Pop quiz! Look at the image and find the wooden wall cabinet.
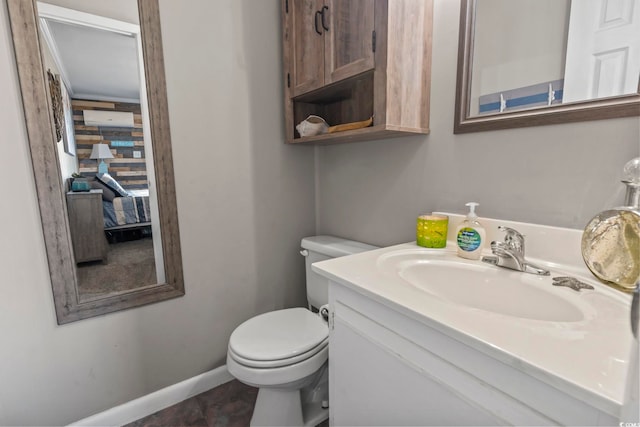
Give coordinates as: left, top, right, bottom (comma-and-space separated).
288, 0, 375, 97
282, 0, 433, 144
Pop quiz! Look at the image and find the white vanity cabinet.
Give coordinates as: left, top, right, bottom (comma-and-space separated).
328, 283, 619, 426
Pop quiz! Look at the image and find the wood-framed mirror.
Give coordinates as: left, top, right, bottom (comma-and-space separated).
7, 0, 184, 324
454, 0, 640, 134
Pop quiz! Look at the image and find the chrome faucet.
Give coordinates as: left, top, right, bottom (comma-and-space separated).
482, 226, 550, 275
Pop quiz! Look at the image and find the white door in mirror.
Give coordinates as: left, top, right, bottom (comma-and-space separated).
564, 0, 640, 102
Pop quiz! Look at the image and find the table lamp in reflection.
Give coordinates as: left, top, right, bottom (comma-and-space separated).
90, 143, 113, 174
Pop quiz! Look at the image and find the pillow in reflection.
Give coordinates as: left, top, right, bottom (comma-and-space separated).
90, 178, 117, 202
96, 173, 129, 197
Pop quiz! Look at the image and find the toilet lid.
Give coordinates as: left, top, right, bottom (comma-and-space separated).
229, 308, 328, 362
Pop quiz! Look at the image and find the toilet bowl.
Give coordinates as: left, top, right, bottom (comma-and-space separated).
226, 236, 378, 427
227, 308, 330, 426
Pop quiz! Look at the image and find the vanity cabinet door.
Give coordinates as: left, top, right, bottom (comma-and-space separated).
323, 0, 376, 85
329, 301, 502, 426
288, 0, 326, 97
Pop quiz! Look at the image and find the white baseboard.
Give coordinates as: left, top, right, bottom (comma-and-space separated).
69, 365, 234, 427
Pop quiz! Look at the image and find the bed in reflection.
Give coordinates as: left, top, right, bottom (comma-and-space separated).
86, 172, 152, 233
103, 188, 151, 231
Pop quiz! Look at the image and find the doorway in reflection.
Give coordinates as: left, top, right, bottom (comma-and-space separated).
470, 0, 640, 116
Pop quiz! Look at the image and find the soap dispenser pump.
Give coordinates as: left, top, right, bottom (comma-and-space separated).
456, 202, 486, 260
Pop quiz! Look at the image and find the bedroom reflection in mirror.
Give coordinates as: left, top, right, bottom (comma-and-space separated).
38, 2, 164, 302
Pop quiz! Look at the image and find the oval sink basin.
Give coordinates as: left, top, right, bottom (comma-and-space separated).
378, 251, 586, 322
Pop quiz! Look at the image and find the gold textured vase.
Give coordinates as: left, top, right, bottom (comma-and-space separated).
582, 158, 640, 292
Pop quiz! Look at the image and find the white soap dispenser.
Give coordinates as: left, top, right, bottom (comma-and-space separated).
456, 202, 486, 260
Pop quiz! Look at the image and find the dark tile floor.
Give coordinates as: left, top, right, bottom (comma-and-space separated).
124, 380, 258, 427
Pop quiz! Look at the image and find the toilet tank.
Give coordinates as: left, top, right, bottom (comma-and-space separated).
300, 236, 378, 310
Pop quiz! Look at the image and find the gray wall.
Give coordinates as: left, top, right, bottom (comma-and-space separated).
0, 0, 314, 425
316, 0, 640, 247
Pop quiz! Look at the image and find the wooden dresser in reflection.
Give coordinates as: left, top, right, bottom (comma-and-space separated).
66, 190, 107, 263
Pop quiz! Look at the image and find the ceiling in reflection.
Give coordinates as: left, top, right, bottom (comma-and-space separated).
45, 20, 140, 101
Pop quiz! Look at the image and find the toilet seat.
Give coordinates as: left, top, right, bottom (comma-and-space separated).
227, 308, 329, 387
227, 343, 329, 388
228, 308, 328, 363
228, 338, 328, 369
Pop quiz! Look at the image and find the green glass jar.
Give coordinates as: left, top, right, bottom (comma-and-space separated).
416, 214, 448, 248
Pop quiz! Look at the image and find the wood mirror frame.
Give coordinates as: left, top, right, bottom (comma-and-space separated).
7, 0, 184, 324
454, 0, 640, 134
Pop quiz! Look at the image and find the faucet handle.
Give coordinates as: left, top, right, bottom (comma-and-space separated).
498, 226, 525, 253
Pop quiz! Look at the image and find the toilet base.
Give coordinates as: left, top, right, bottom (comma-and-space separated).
248, 363, 329, 427
250, 388, 329, 427
251, 388, 303, 426
301, 398, 329, 427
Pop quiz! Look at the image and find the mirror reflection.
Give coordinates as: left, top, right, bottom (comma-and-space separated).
8, 0, 183, 323
38, 1, 164, 302
469, 0, 640, 117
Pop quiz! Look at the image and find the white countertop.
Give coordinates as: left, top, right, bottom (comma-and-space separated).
312, 215, 634, 417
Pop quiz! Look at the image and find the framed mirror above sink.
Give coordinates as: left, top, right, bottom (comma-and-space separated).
454, 0, 640, 134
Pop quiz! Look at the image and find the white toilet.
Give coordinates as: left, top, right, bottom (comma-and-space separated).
226, 236, 377, 427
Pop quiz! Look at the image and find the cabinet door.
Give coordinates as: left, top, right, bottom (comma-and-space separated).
323, 0, 376, 85
289, 0, 326, 96
330, 308, 502, 426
